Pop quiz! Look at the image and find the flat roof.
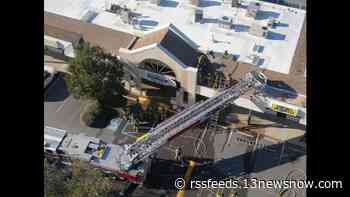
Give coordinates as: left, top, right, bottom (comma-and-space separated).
45, 0, 305, 74
223, 18, 306, 96
44, 11, 136, 55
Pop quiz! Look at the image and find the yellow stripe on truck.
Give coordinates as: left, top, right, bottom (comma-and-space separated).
136, 133, 149, 142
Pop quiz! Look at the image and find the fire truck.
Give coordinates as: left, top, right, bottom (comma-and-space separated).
44, 71, 267, 184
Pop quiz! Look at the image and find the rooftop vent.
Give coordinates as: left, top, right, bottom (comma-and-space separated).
72, 143, 79, 149
218, 16, 233, 29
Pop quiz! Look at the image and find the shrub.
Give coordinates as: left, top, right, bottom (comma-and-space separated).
81, 101, 102, 127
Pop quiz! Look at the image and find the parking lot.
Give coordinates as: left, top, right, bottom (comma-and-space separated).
44, 74, 116, 143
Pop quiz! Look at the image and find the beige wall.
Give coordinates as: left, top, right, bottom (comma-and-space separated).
119, 45, 198, 104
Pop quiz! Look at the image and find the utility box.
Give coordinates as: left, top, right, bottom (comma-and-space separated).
249, 23, 268, 38
246, 2, 260, 18
194, 9, 203, 23
218, 16, 233, 29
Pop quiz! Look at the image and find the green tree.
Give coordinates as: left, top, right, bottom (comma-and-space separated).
65, 42, 126, 104
44, 159, 67, 197
64, 161, 113, 197
44, 159, 114, 197
81, 100, 103, 127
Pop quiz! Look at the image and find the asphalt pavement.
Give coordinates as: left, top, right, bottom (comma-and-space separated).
44, 74, 115, 142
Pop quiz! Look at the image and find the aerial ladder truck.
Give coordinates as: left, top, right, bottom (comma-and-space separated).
44, 70, 267, 184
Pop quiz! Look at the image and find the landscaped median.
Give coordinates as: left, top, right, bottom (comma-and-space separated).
80, 100, 119, 129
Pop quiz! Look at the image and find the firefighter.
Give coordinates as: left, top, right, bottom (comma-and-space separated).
197, 54, 205, 67
223, 50, 229, 59
208, 50, 215, 59
174, 147, 183, 162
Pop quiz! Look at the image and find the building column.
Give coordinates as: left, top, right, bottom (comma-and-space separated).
183, 67, 198, 105
176, 88, 184, 106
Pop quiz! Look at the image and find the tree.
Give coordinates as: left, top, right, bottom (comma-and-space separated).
65, 42, 126, 104
64, 161, 113, 197
44, 159, 67, 197
44, 159, 115, 197
81, 100, 103, 127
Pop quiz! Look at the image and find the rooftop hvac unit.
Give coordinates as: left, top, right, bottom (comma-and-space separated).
246, 2, 260, 18
218, 16, 233, 29
121, 10, 139, 25
253, 44, 264, 53
110, 4, 123, 14
121, 11, 129, 24
252, 55, 260, 65
194, 9, 203, 23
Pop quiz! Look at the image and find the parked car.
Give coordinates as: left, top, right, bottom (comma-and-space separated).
44, 65, 57, 90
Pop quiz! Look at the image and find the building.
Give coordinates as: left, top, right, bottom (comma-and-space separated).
259, 0, 306, 10
44, 0, 306, 125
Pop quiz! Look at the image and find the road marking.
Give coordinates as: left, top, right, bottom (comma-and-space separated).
55, 96, 72, 113
67, 102, 83, 122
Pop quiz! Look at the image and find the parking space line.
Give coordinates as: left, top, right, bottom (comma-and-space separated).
67, 103, 83, 122
55, 96, 72, 113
